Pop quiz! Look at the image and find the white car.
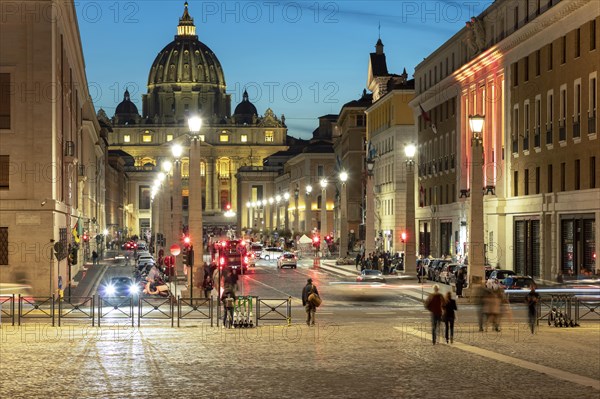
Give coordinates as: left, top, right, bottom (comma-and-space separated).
276, 252, 297, 269
260, 247, 284, 260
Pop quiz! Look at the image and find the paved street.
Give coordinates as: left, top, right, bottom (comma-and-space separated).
1, 254, 599, 398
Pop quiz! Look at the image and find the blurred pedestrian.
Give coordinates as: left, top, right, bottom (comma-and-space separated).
302, 278, 319, 326
425, 284, 445, 345
456, 269, 465, 297
202, 271, 214, 299
473, 284, 487, 332
525, 285, 540, 334
443, 292, 457, 344
92, 250, 98, 266
484, 288, 502, 332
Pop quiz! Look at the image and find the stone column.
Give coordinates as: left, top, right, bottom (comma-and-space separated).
320, 185, 328, 253
365, 177, 375, 255
340, 182, 348, 258
188, 138, 204, 298
467, 137, 485, 288
405, 162, 417, 276
206, 157, 214, 211
161, 175, 172, 258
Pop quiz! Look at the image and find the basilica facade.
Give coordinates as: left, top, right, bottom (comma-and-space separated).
106, 3, 288, 239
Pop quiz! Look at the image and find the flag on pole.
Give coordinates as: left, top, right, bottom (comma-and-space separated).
72, 218, 81, 244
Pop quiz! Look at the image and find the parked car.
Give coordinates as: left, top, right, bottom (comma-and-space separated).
356, 269, 386, 283
261, 247, 284, 260
439, 263, 459, 285
276, 252, 297, 269
486, 269, 517, 290
503, 276, 536, 301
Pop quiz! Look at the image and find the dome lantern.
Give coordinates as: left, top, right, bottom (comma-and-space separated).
177, 2, 196, 38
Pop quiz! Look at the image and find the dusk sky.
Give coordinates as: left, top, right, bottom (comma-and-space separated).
76, 1, 493, 139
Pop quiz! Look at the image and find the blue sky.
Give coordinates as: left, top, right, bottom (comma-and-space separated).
76, 1, 493, 139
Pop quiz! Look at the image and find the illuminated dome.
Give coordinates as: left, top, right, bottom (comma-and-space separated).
143, 2, 229, 122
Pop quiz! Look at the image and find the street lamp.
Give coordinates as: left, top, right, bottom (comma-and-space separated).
294, 185, 300, 234
171, 144, 184, 276
187, 115, 203, 298
467, 114, 485, 291
365, 151, 376, 255
161, 160, 173, 264
305, 184, 313, 232
404, 144, 417, 276
320, 179, 328, 255
339, 171, 349, 258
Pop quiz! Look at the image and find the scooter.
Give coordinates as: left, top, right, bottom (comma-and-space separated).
143, 276, 171, 298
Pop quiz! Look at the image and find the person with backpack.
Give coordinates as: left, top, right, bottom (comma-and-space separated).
202, 271, 214, 299
302, 278, 320, 326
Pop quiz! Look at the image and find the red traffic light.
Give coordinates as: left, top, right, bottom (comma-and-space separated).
401, 232, 407, 242
313, 236, 320, 243
183, 236, 191, 245
226, 203, 231, 210
82, 234, 89, 242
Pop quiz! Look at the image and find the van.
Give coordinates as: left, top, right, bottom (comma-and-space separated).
250, 243, 263, 258
260, 247, 284, 260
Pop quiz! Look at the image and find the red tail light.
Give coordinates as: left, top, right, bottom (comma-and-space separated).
219, 257, 225, 266
243, 256, 249, 264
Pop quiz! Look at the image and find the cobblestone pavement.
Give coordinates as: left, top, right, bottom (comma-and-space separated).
1, 317, 598, 399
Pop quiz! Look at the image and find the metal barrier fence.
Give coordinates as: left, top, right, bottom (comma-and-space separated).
19, 295, 55, 326
256, 297, 292, 326
178, 297, 213, 327
138, 296, 175, 327
97, 296, 135, 327
0, 294, 16, 326
575, 298, 600, 321
58, 297, 95, 327
5, 294, 293, 328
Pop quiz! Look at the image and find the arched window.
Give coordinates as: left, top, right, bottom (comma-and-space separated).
200, 161, 206, 177
218, 158, 230, 178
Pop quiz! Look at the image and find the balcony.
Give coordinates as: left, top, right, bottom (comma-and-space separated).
546, 125, 553, 145
512, 138, 518, 153
522, 134, 529, 151
588, 112, 596, 134
450, 154, 455, 169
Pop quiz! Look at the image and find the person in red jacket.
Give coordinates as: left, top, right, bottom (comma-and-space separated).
425, 284, 445, 345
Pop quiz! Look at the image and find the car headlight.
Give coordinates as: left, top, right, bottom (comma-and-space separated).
128, 284, 139, 295
105, 284, 116, 295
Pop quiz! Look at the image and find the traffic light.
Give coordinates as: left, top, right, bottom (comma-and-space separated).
182, 246, 188, 265
401, 231, 407, 243
312, 235, 320, 248
188, 245, 194, 266
82, 233, 89, 243
70, 246, 78, 265
183, 236, 191, 246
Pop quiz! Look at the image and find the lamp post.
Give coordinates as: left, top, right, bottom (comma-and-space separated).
283, 192, 290, 231
161, 160, 172, 266
294, 185, 300, 234
320, 179, 328, 255
365, 156, 376, 255
268, 197, 274, 232
187, 116, 203, 298
171, 144, 183, 276
339, 171, 349, 258
404, 144, 417, 276
305, 184, 312, 232
275, 195, 281, 230
467, 114, 486, 291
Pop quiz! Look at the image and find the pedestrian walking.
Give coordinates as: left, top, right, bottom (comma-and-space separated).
355, 253, 361, 271
483, 288, 502, 332
525, 285, 540, 334
302, 278, 319, 326
221, 287, 236, 328
443, 292, 457, 344
425, 284, 445, 345
92, 250, 98, 266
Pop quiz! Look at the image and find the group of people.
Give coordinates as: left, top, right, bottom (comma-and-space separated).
355, 251, 403, 275
425, 285, 458, 344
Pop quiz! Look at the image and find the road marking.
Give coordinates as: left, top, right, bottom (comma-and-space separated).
365, 312, 396, 315
396, 326, 600, 390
